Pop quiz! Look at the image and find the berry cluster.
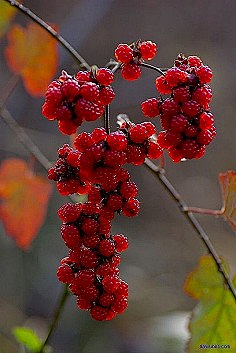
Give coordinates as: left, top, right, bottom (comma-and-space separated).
42, 69, 115, 134
115, 40, 157, 81
141, 54, 216, 161
51, 122, 162, 320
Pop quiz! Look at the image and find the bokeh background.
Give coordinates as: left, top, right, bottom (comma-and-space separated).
1, 0, 236, 352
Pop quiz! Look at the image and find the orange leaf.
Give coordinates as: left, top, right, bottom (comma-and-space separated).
0, 0, 22, 39
219, 170, 236, 230
0, 158, 53, 250
5, 22, 58, 96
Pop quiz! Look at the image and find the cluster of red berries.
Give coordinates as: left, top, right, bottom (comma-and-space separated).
115, 40, 157, 80
52, 122, 162, 320
141, 54, 216, 161
57, 201, 129, 321
42, 69, 115, 134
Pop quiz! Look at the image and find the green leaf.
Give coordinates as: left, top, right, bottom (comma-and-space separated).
12, 326, 42, 352
184, 255, 236, 352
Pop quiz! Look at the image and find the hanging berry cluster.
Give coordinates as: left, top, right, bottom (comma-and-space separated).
43, 40, 215, 320
142, 54, 215, 161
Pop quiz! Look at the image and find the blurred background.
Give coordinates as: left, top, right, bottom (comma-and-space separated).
1, 0, 236, 352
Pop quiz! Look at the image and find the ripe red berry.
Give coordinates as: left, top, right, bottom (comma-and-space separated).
139, 40, 157, 60
199, 112, 214, 130
98, 85, 115, 105
181, 100, 201, 117
141, 98, 160, 118
99, 239, 116, 257
113, 234, 129, 252
90, 305, 109, 321
121, 63, 141, 81
57, 264, 74, 283
102, 275, 121, 293
196, 65, 213, 83
122, 198, 140, 217
169, 114, 188, 133
80, 82, 100, 102
155, 76, 171, 94
129, 124, 148, 143
75, 98, 104, 121
96, 68, 114, 86
115, 43, 133, 63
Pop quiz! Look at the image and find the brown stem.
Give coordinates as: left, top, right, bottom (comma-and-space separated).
183, 206, 224, 216
3, 0, 90, 70
104, 105, 111, 134
38, 285, 69, 353
140, 62, 165, 76
144, 158, 236, 301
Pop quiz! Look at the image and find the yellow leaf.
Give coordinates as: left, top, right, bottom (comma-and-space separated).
0, 158, 53, 249
0, 0, 20, 39
184, 255, 236, 352
5, 22, 58, 96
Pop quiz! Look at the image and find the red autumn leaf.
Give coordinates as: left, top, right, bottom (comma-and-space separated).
219, 170, 236, 230
0, 0, 22, 39
0, 158, 53, 250
5, 22, 58, 96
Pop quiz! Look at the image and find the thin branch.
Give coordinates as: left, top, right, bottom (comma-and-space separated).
0, 107, 52, 171
143, 158, 236, 301
140, 62, 165, 76
183, 206, 224, 216
3, 0, 91, 70
104, 105, 111, 134
38, 285, 69, 353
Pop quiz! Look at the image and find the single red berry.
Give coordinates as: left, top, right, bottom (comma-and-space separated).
173, 86, 191, 103
58, 119, 78, 135
192, 85, 212, 106
164, 67, 188, 87
196, 65, 213, 83
77, 296, 92, 310
107, 131, 128, 151
113, 234, 129, 252
106, 193, 123, 211
197, 129, 215, 145
96, 68, 114, 86
81, 218, 99, 235
169, 114, 188, 133
61, 224, 81, 249
122, 198, 140, 217
187, 55, 202, 67
181, 100, 201, 117
184, 125, 198, 138
90, 305, 109, 321
80, 82, 100, 102
165, 131, 182, 146
129, 124, 148, 143
157, 131, 172, 149
139, 40, 157, 60
98, 85, 115, 105
99, 239, 115, 257
121, 63, 141, 81
76, 70, 91, 83
126, 145, 146, 165
115, 44, 133, 63
74, 269, 95, 288
112, 296, 128, 314
57, 264, 74, 283
199, 112, 214, 130
141, 98, 160, 118
120, 181, 138, 199
91, 127, 107, 143
83, 234, 100, 249
140, 121, 156, 136
102, 275, 121, 293
99, 292, 115, 307
75, 98, 104, 121
168, 147, 183, 163
147, 142, 163, 159
61, 79, 80, 100
160, 98, 179, 117
58, 203, 82, 222
179, 139, 201, 159
155, 76, 171, 94
80, 248, 99, 268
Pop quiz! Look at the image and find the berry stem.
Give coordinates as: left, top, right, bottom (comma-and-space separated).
140, 62, 166, 76
38, 285, 70, 353
183, 206, 224, 216
104, 105, 111, 134
3, 0, 91, 70
144, 158, 236, 301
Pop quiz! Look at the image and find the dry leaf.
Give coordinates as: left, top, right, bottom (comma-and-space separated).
5, 22, 58, 96
0, 158, 52, 249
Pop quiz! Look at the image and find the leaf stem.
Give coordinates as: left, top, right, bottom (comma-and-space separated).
3, 0, 91, 70
144, 158, 236, 301
183, 206, 224, 216
38, 285, 69, 353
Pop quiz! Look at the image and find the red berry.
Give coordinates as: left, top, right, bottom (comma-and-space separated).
58, 203, 82, 222
141, 98, 160, 118
120, 181, 138, 199
147, 142, 163, 159
80, 248, 99, 268
81, 218, 99, 235
98, 85, 115, 105
102, 275, 121, 293
121, 63, 141, 81
199, 112, 214, 130
99, 239, 115, 257
61, 224, 81, 249
75, 98, 104, 121
169, 114, 188, 133
164, 67, 188, 87
196, 65, 213, 83
91, 127, 107, 143
90, 305, 109, 321
129, 124, 148, 143
173, 86, 191, 103
77, 296, 92, 310
99, 292, 115, 307
96, 68, 114, 86
80, 82, 99, 102
139, 40, 157, 60
160, 98, 179, 117
122, 198, 140, 217
155, 76, 171, 94
115, 44, 133, 63
187, 55, 202, 67
181, 100, 201, 117
112, 296, 128, 314
179, 139, 200, 159
113, 234, 129, 252
107, 131, 128, 151
57, 264, 74, 283
197, 129, 215, 145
